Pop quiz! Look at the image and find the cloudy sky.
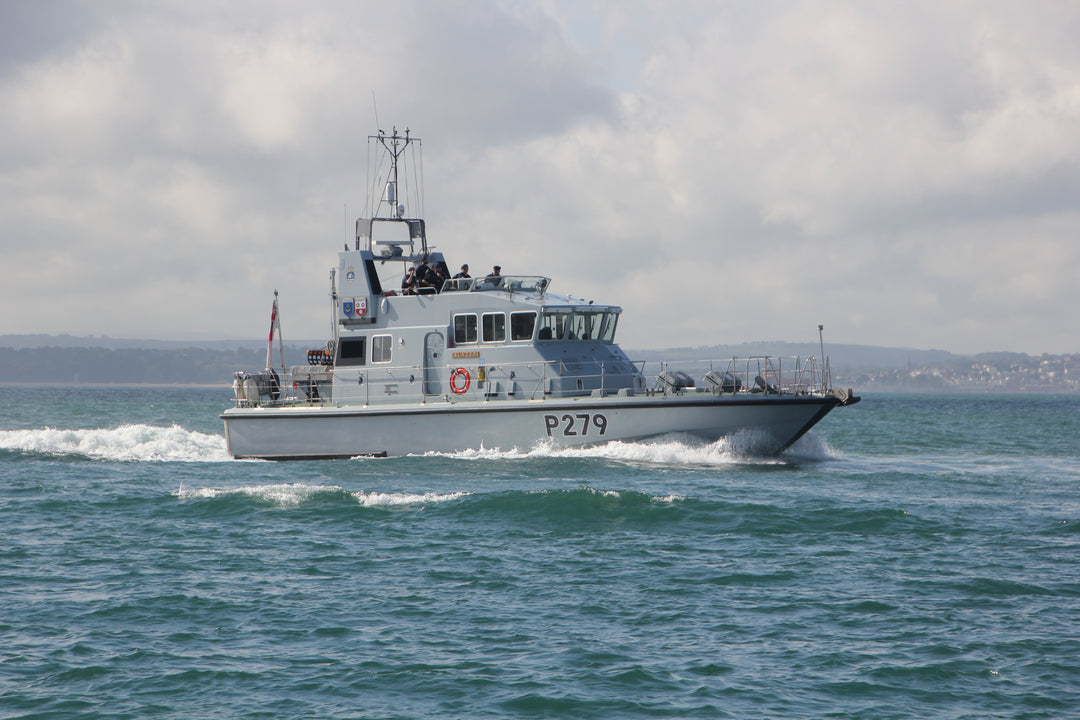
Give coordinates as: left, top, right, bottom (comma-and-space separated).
2, 0, 1078, 354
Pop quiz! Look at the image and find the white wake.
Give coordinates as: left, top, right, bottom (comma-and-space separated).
0, 424, 229, 462
176, 482, 469, 507
421, 431, 838, 467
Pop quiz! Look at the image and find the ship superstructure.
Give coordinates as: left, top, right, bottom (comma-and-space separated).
222, 128, 858, 459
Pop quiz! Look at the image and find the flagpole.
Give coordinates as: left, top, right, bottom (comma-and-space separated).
276, 291, 285, 376
266, 290, 279, 370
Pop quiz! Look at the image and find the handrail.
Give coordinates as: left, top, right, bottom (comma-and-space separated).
440, 275, 550, 294
233, 354, 832, 408
652, 355, 830, 397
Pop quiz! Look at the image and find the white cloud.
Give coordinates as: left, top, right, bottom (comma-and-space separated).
1, 0, 1078, 354
217, 30, 341, 152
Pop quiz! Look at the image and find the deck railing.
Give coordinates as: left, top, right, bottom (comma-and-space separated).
232, 354, 832, 408
439, 275, 550, 294
653, 355, 830, 397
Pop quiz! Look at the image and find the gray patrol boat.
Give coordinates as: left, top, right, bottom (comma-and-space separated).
222, 128, 859, 459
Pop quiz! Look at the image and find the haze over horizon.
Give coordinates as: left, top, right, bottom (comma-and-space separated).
2, 1, 1078, 355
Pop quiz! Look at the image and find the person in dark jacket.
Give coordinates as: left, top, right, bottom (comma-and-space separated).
401, 267, 418, 295
432, 264, 450, 292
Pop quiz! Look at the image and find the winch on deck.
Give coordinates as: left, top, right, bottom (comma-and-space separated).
232, 369, 281, 407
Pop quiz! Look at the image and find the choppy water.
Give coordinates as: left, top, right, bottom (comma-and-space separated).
2, 386, 1079, 719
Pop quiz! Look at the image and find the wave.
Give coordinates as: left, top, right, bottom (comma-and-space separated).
440, 487, 940, 538
419, 431, 839, 467
176, 482, 469, 508
0, 424, 229, 462
440, 486, 692, 530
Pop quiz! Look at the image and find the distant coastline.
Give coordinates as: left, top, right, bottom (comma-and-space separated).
1, 335, 1076, 392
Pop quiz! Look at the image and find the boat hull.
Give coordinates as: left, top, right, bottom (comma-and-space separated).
221, 393, 841, 459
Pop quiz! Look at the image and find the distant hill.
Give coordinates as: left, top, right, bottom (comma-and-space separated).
627, 342, 957, 371
2, 334, 958, 373
0, 336, 325, 384
0, 334, 319, 351
1, 334, 1074, 390
0, 345, 269, 385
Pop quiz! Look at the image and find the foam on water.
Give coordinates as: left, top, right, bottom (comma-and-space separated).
0, 424, 229, 462
1, 422, 839, 468
427, 431, 838, 467
351, 489, 470, 506
569, 485, 685, 504
784, 431, 839, 461
177, 482, 469, 507
545, 435, 763, 466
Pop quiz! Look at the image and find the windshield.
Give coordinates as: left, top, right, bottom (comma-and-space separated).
538, 310, 618, 341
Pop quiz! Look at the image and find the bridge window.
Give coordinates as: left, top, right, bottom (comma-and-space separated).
482, 313, 506, 343
454, 314, 478, 344
598, 312, 619, 342
568, 312, 598, 341
538, 311, 569, 341
371, 334, 392, 363
537, 310, 620, 342
510, 312, 536, 341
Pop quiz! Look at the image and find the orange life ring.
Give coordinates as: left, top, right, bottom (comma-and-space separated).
450, 367, 470, 395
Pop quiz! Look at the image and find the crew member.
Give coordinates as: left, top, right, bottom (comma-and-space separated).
401, 267, 418, 295
432, 263, 450, 292
416, 256, 437, 292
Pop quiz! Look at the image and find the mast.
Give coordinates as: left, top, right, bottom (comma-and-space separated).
356, 126, 428, 261
378, 127, 410, 219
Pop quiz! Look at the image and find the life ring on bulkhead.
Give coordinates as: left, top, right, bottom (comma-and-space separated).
450, 367, 471, 395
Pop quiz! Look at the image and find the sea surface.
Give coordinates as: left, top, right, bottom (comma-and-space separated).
1, 386, 1078, 719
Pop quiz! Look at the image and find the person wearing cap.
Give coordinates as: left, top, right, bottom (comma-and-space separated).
432, 263, 450, 292
483, 265, 503, 288
453, 264, 471, 279
415, 255, 440, 293
401, 266, 418, 295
